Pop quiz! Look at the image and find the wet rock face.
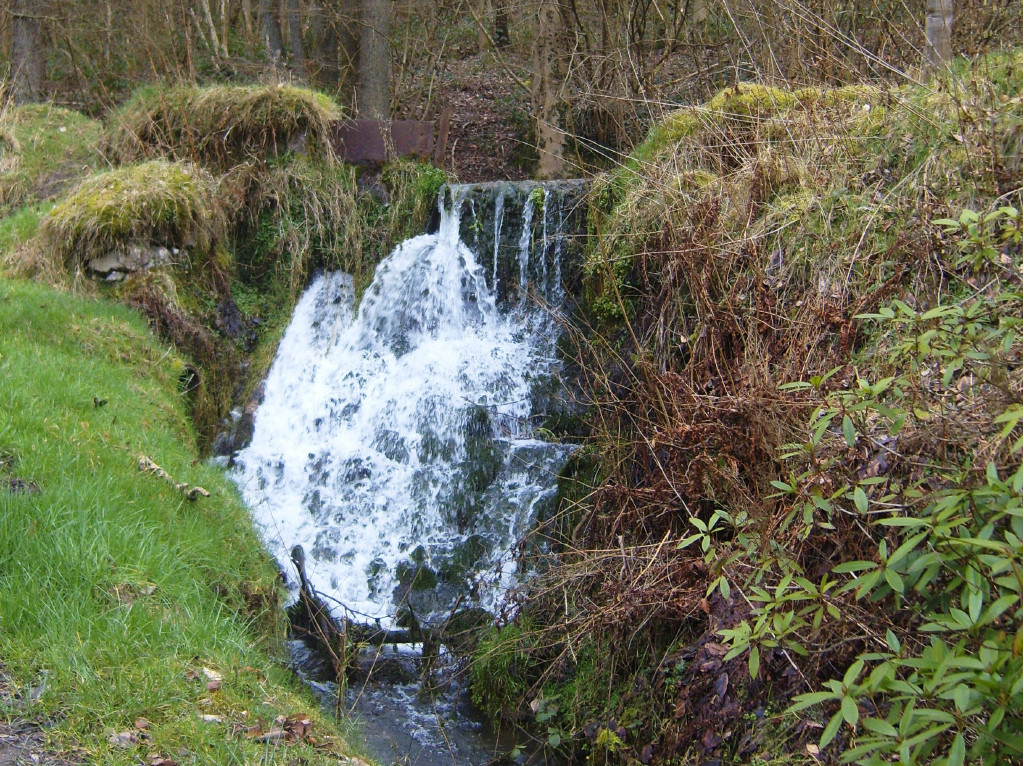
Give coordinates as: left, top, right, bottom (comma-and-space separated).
211, 381, 264, 461
456, 180, 588, 310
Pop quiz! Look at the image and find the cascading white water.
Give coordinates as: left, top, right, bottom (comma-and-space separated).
233, 186, 572, 626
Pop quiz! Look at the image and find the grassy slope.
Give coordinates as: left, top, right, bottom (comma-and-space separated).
0, 278, 365, 764
0, 105, 104, 262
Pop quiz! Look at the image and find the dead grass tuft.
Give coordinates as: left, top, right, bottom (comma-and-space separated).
105, 83, 341, 169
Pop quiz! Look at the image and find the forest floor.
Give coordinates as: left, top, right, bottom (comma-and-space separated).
396, 49, 535, 183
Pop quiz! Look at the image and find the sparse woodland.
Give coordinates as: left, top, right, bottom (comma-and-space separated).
0, 2, 1021, 765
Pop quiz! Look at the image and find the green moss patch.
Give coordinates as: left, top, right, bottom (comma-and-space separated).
106, 84, 342, 168
39, 160, 225, 271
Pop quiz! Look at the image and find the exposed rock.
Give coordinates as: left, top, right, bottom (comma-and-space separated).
215, 296, 243, 339
5, 477, 39, 494
87, 243, 177, 279
211, 381, 264, 460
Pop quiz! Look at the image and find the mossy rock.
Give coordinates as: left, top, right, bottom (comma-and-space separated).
40, 159, 225, 270
106, 83, 342, 168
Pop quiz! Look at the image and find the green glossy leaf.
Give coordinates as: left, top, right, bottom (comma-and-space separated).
948, 733, 965, 766
853, 487, 868, 513
843, 415, 856, 447
885, 629, 901, 652
789, 691, 838, 712
841, 696, 859, 726
861, 717, 898, 737
821, 711, 844, 747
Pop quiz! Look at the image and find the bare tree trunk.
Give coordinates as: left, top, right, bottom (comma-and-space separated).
494, 1, 509, 47
241, 0, 254, 38
284, 0, 307, 78
357, 0, 391, 119
476, 0, 492, 50
924, 0, 953, 71
532, 0, 565, 178
11, 0, 44, 104
259, 0, 285, 65
309, 0, 340, 88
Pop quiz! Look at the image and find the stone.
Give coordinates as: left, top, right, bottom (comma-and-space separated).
87, 243, 175, 279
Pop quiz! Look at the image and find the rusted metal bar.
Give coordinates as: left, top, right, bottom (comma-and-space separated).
332, 113, 451, 166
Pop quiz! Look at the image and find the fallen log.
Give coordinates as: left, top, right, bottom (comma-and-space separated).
286, 545, 491, 684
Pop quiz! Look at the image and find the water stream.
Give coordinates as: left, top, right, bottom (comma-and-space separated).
232, 182, 585, 765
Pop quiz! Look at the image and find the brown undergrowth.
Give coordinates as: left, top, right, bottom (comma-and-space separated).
472, 52, 1022, 765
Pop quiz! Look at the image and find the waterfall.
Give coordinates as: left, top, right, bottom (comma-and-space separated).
233, 184, 580, 627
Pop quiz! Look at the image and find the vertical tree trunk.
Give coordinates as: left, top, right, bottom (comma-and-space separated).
494, 1, 509, 47
259, 0, 285, 65
357, 0, 391, 119
532, 0, 565, 179
309, 0, 340, 88
476, 0, 492, 50
924, 0, 953, 71
241, 0, 255, 38
284, 0, 307, 78
11, 0, 44, 104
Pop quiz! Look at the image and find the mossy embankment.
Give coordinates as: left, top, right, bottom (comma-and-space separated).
0, 82, 448, 765
471, 53, 1022, 764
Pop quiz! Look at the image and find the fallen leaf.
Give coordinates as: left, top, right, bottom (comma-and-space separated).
200, 714, 223, 723
703, 642, 728, 657
713, 672, 729, 699
201, 667, 222, 683
134, 718, 150, 730
202, 667, 222, 691
184, 669, 201, 681
255, 728, 285, 742
149, 757, 179, 766
806, 743, 821, 759
283, 715, 312, 742
108, 730, 139, 749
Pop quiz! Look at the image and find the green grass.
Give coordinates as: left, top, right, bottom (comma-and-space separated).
0, 104, 103, 211
0, 278, 368, 764
0, 202, 52, 256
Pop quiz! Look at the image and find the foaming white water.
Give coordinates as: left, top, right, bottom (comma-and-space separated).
234, 189, 570, 624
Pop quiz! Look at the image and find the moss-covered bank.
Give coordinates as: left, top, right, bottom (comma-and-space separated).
0, 82, 451, 765
2, 84, 448, 452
